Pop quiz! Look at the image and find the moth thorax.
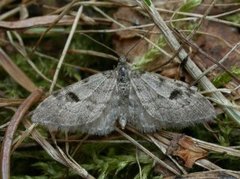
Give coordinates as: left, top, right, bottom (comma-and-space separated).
118, 66, 129, 82
117, 66, 130, 96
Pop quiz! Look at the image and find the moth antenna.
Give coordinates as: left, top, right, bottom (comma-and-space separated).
125, 39, 141, 58
125, 25, 155, 59
81, 33, 119, 58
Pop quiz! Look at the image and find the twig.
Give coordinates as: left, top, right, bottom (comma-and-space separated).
192, 42, 240, 85
32, 0, 78, 52
23, 119, 94, 178
0, 89, 43, 179
49, 6, 83, 93
68, 49, 118, 61
115, 127, 181, 175
6, 31, 58, 87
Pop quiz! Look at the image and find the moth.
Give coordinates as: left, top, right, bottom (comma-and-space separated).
32, 56, 215, 135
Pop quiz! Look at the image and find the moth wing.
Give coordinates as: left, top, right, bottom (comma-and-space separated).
130, 71, 215, 131
128, 82, 165, 133
32, 71, 119, 135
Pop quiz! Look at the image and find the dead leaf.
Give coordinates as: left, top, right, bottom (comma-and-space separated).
195, 21, 240, 71
112, 7, 149, 39
112, 7, 150, 60
0, 15, 78, 29
168, 135, 208, 168
0, 48, 37, 92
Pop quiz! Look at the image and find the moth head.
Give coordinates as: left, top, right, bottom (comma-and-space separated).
119, 56, 127, 63
117, 56, 130, 74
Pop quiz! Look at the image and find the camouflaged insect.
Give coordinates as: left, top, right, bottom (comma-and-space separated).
32, 56, 215, 135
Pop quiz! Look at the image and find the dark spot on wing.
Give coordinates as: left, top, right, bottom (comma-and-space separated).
82, 78, 89, 83
66, 92, 80, 102
52, 91, 60, 97
169, 89, 183, 100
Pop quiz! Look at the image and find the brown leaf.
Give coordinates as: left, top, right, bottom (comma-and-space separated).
168, 135, 208, 168
112, 7, 149, 39
112, 7, 150, 60
195, 21, 240, 71
0, 15, 77, 30
0, 48, 37, 92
